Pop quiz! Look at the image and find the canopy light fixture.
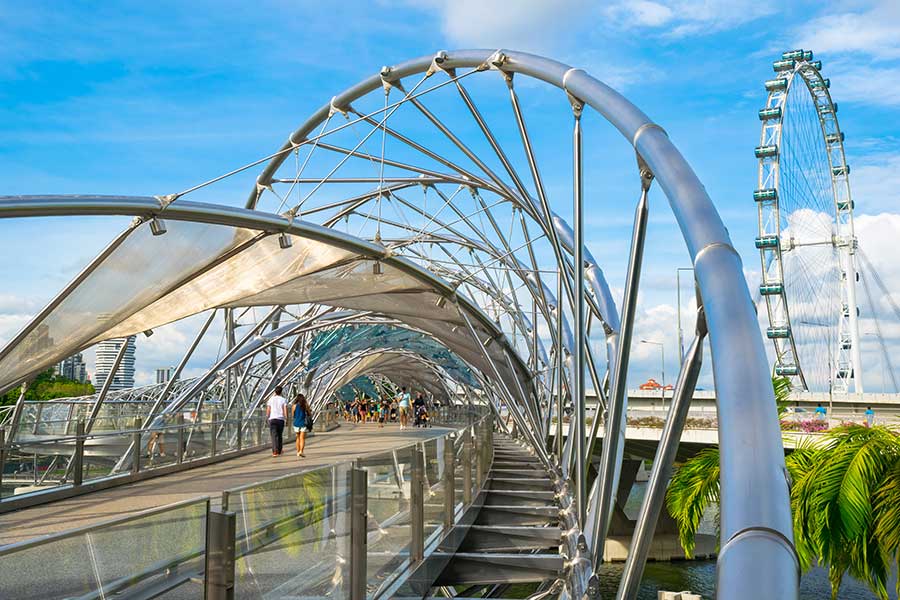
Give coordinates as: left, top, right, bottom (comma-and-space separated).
149, 217, 167, 236
143, 329, 154, 337
482, 336, 494, 348
373, 261, 383, 275
278, 232, 293, 249
435, 295, 447, 308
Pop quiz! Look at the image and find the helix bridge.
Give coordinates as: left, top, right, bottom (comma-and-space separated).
4, 48, 879, 599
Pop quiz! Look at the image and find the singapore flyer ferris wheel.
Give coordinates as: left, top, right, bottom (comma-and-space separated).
755, 49, 863, 394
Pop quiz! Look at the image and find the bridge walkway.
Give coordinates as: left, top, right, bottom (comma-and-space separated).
0, 422, 447, 546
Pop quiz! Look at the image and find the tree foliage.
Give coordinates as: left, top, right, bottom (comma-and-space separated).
666, 377, 900, 599
0, 368, 95, 406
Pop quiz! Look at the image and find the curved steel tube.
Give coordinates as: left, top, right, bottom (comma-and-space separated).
245, 49, 796, 597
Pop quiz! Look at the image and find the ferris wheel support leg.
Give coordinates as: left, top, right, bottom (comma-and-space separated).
845, 246, 864, 393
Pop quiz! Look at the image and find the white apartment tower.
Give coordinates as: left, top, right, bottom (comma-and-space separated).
94, 336, 136, 390
155, 367, 174, 384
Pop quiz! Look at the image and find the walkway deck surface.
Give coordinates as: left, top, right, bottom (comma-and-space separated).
0, 422, 447, 546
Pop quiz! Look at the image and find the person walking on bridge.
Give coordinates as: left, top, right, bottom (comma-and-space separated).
398, 387, 411, 429
266, 385, 289, 456
291, 393, 311, 457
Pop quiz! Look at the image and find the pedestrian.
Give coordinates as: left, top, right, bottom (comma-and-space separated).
266, 385, 289, 456
378, 399, 388, 428
865, 406, 875, 427
413, 392, 425, 427
398, 387, 411, 429
359, 395, 368, 424
291, 393, 311, 457
815, 403, 826, 420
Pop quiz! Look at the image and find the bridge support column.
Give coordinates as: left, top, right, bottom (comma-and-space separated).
350, 467, 367, 600
206, 508, 236, 600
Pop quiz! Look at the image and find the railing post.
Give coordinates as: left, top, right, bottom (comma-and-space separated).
410, 445, 425, 563
236, 410, 243, 451
443, 436, 455, 530
256, 413, 263, 447
73, 419, 85, 486
210, 419, 218, 457
131, 430, 141, 476
177, 413, 185, 465
206, 508, 236, 600
476, 423, 485, 487
0, 429, 5, 498
350, 467, 367, 600
463, 428, 473, 505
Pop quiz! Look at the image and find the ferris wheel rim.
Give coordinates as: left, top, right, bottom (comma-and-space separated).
755, 49, 858, 392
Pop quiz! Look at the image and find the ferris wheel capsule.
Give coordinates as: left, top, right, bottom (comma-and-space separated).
754, 188, 778, 202
773, 59, 795, 72
775, 364, 799, 376
781, 50, 805, 60
767, 326, 792, 339
758, 107, 782, 120
765, 79, 788, 92
760, 282, 784, 295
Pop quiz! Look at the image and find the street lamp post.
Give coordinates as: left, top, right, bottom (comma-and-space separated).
641, 339, 665, 414
676, 267, 694, 367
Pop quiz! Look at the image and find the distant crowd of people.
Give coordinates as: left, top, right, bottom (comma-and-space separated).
343, 387, 434, 430
263, 384, 437, 458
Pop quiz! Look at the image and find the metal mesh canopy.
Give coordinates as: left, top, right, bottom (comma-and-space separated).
335, 376, 379, 401
307, 324, 479, 387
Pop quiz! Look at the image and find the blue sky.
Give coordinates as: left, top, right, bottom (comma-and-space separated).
1, 0, 899, 390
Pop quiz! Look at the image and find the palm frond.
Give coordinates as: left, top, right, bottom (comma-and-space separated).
665, 447, 719, 558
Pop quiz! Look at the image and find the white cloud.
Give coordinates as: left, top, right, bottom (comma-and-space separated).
851, 152, 900, 212
403, 0, 589, 54
787, 1, 900, 108
605, 0, 777, 37
793, 2, 900, 61
825, 61, 900, 108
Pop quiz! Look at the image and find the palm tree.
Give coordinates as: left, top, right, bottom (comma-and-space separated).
665, 376, 791, 558
666, 379, 900, 599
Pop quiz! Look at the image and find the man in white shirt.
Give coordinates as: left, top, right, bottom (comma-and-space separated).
266, 385, 289, 456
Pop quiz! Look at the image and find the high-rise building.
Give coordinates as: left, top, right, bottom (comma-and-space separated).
94, 336, 136, 390
155, 367, 174, 384
55, 353, 88, 383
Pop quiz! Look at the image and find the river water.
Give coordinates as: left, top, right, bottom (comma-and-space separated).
600, 482, 891, 599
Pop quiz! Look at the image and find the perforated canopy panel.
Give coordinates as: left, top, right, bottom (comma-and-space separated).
0, 219, 523, 402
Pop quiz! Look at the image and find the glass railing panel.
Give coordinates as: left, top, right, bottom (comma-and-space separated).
0, 498, 208, 600
225, 462, 352, 599
359, 444, 417, 597
421, 437, 444, 538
